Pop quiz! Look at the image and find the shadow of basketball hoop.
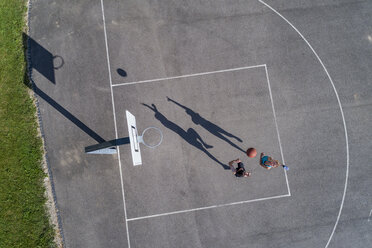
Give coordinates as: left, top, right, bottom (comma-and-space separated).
53, 55, 64, 70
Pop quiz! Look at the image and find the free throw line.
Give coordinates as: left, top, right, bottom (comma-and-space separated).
112, 64, 266, 87
259, 1, 349, 248
127, 194, 290, 222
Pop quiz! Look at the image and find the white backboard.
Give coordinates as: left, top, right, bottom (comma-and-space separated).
126, 110, 142, 166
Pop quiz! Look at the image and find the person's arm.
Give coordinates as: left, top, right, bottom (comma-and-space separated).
228, 161, 234, 167
228, 159, 240, 174
260, 153, 264, 165
229, 158, 241, 166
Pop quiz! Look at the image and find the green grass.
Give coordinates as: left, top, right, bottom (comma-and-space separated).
0, 1, 56, 247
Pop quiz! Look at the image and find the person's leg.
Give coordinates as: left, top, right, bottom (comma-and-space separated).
244, 171, 252, 177
188, 128, 213, 149
273, 159, 280, 168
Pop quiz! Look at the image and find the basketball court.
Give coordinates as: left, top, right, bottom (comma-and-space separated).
116, 64, 290, 219
28, 0, 372, 247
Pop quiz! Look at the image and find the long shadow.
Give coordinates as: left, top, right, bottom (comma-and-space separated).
85, 137, 129, 153
22, 32, 66, 247
167, 97, 245, 153
22, 33, 105, 144
24, 33, 57, 84
142, 103, 230, 170
33, 85, 106, 143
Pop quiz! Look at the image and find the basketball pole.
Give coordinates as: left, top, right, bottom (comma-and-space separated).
85, 137, 130, 154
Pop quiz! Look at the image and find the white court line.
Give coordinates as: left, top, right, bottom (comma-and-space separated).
127, 194, 290, 222
112, 64, 266, 87
368, 209, 372, 222
259, 1, 349, 248
264, 65, 291, 196
100, 1, 131, 247
117, 64, 292, 223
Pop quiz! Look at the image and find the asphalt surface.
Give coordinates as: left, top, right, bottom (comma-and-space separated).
28, 0, 372, 247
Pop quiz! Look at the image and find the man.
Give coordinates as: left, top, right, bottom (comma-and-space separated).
228, 158, 251, 177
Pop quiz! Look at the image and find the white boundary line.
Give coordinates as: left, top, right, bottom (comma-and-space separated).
368, 209, 372, 222
127, 194, 290, 222
112, 64, 266, 87
264, 65, 291, 196
121, 65, 291, 222
259, 1, 349, 248
100, 1, 131, 247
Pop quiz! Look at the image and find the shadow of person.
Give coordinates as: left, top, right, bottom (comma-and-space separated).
167, 97, 245, 153
142, 103, 230, 170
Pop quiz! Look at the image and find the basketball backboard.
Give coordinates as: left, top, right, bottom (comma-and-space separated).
126, 110, 142, 166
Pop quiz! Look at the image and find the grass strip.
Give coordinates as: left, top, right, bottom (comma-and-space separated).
0, 0, 56, 247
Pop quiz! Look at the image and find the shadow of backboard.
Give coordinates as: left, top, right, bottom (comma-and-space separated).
24, 33, 56, 84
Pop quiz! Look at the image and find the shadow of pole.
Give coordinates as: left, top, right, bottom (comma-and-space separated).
33, 85, 106, 143
84, 137, 129, 153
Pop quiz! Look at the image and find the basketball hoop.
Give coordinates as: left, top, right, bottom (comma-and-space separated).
138, 127, 163, 148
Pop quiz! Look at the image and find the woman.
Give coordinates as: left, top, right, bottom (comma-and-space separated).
260, 152, 281, 170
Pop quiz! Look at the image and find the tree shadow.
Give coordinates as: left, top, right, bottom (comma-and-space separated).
53, 55, 64, 70
167, 97, 245, 153
142, 103, 230, 170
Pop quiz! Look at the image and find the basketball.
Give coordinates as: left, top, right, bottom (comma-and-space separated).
246, 148, 257, 158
